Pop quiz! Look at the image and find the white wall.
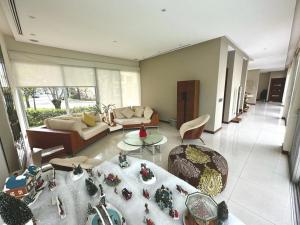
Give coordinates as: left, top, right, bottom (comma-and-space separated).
239, 60, 249, 110
283, 59, 299, 119
283, 55, 300, 152
223, 50, 243, 122
0, 141, 9, 187
140, 37, 225, 132
257, 72, 271, 100
246, 70, 260, 104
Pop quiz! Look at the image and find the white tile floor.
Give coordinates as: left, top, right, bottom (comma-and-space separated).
78, 102, 292, 225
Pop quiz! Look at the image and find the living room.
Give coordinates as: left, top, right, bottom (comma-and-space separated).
1, 1, 300, 225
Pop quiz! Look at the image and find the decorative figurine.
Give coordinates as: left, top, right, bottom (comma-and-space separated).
47, 175, 56, 191
104, 173, 121, 186
122, 188, 132, 200
218, 201, 229, 221
99, 184, 104, 197
114, 187, 118, 194
176, 184, 188, 196
0, 192, 36, 225
145, 203, 149, 214
139, 124, 147, 138
143, 189, 150, 199
85, 178, 98, 196
119, 152, 130, 168
144, 217, 155, 225
71, 164, 84, 181
169, 207, 179, 220
139, 163, 156, 184
57, 196, 66, 219
3, 164, 44, 206
154, 185, 173, 210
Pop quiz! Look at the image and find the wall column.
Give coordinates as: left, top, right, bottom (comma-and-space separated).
283, 56, 300, 152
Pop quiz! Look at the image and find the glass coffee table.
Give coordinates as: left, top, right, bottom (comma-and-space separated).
119, 130, 167, 154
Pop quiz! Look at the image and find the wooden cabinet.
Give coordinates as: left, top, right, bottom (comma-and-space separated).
177, 80, 200, 129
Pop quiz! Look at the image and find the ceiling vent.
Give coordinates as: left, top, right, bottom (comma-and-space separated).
8, 0, 23, 35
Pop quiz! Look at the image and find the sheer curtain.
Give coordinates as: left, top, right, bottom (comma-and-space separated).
96, 69, 122, 107
121, 71, 141, 107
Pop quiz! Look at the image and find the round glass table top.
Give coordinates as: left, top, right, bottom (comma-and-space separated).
123, 130, 163, 146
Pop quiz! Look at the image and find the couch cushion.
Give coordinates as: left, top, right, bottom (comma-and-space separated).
144, 106, 154, 119
82, 112, 96, 127
113, 107, 130, 119
121, 107, 135, 118
81, 122, 109, 140
133, 106, 144, 118
54, 115, 88, 129
114, 117, 151, 125
45, 118, 82, 134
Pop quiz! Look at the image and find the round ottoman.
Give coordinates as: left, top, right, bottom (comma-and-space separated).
168, 145, 228, 196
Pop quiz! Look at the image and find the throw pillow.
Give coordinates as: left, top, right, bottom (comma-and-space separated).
82, 112, 96, 127
133, 106, 144, 117
144, 106, 154, 119
121, 108, 135, 119
113, 108, 126, 119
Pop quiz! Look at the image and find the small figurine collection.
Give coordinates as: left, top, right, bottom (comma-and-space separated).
118, 152, 130, 168
1, 155, 230, 225
139, 163, 156, 184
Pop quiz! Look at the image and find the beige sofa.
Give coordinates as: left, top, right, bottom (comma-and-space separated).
27, 112, 109, 155
112, 106, 159, 129
44, 114, 109, 140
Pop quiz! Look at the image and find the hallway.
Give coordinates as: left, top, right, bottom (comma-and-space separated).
208, 102, 291, 225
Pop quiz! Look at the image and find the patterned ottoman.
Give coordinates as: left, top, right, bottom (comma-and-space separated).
168, 145, 228, 196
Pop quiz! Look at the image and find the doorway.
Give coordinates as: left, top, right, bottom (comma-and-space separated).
268, 77, 286, 102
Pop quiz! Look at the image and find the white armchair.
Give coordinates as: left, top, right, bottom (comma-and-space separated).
179, 114, 210, 144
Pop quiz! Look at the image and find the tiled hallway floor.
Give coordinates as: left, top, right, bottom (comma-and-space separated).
78, 102, 291, 225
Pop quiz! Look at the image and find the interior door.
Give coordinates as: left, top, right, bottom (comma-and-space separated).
268, 78, 286, 102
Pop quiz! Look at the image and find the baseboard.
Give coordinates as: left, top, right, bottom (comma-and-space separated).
282, 117, 287, 126
282, 145, 289, 155
248, 103, 256, 105
204, 127, 222, 134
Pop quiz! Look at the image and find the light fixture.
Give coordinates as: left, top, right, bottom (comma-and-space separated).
29, 15, 36, 19
30, 33, 36, 36
29, 39, 39, 43
112, 40, 117, 43
161, 8, 166, 12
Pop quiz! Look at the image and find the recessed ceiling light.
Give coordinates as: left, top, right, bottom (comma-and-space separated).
112, 40, 117, 43
161, 8, 166, 12
29, 39, 39, 43
30, 33, 36, 36
29, 15, 36, 19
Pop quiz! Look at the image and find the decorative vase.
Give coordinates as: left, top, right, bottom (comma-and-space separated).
139, 124, 147, 138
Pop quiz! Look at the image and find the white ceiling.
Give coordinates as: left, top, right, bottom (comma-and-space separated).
0, 0, 296, 70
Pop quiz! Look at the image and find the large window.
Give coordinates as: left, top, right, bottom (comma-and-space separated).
13, 62, 140, 127
67, 87, 96, 113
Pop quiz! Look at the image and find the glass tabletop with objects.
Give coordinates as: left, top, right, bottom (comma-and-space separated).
123, 130, 163, 146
